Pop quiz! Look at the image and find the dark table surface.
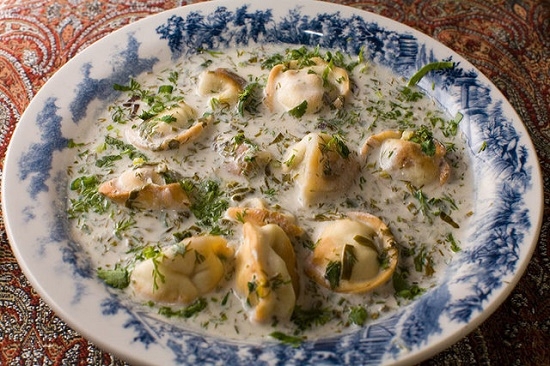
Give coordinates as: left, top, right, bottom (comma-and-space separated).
1, 0, 549, 365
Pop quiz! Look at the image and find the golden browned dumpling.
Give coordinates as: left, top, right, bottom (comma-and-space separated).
225, 198, 303, 238
130, 235, 234, 304
264, 57, 350, 115
234, 222, 299, 324
283, 132, 360, 205
126, 102, 212, 151
306, 211, 398, 294
98, 164, 189, 210
361, 129, 450, 186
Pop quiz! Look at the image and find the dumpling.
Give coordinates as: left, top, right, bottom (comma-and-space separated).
213, 132, 272, 177
282, 132, 360, 205
225, 198, 303, 237
130, 235, 234, 304
264, 57, 350, 115
234, 222, 299, 324
361, 129, 450, 186
98, 164, 190, 210
197, 68, 246, 106
126, 101, 211, 151
306, 211, 398, 294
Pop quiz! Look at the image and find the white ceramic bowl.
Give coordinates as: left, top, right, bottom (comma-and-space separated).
2, 1, 543, 365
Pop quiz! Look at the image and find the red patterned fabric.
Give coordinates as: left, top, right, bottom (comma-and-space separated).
1, 0, 548, 364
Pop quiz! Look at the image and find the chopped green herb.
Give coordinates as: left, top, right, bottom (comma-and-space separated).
68, 175, 109, 217
113, 78, 141, 92
407, 61, 455, 87
354, 235, 377, 252
269, 331, 303, 347
398, 86, 424, 102
393, 270, 426, 300
114, 217, 136, 239
158, 84, 174, 94
413, 246, 435, 276
158, 297, 208, 318
137, 246, 165, 291
439, 211, 459, 228
67, 139, 85, 148
237, 82, 260, 116
446, 233, 462, 252
291, 303, 333, 331
341, 244, 357, 281
348, 305, 368, 326
104, 135, 148, 161
324, 260, 342, 289
478, 141, 487, 152
409, 125, 436, 156
97, 265, 130, 289
182, 179, 229, 233
321, 133, 351, 159
95, 154, 123, 168
288, 100, 308, 118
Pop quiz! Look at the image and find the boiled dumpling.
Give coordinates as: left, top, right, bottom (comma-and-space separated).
307, 211, 398, 294
234, 222, 299, 324
225, 198, 303, 237
126, 101, 211, 151
98, 164, 190, 210
130, 235, 234, 304
213, 132, 272, 177
282, 132, 360, 205
361, 129, 450, 186
264, 57, 350, 115
197, 68, 246, 106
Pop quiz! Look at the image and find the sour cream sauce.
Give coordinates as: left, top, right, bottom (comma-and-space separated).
68, 45, 473, 342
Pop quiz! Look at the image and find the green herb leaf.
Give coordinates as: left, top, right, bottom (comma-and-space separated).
392, 270, 426, 300
158, 297, 208, 318
354, 234, 377, 252
183, 179, 229, 234
291, 304, 333, 331
68, 175, 109, 217
158, 84, 174, 94
97, 265, 130, 289
409, 125, 436, 156
348, 305, 368, 326
407, 61, 455, 87
439, 211, 459, 228
95, 154, 123, 168
446, 233, 462, 252
478, 141, 487, 152
288, 100, 308, 118
105, 135, 149, 161
237, 82, 260, 116
269, 331, 303, 347
113, 78, 141, 92
324, 260, 341, 289
341, 244, 357, 281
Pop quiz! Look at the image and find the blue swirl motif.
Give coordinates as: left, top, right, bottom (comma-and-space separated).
152, 5, 534, 364
15, 35, 161, 306
18, 97, 68, 199
15, 97, 94, 303
156, 5, 422, 73
101, 296, 157, 348
70, 34, 159, 123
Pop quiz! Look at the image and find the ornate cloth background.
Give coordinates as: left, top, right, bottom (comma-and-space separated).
0, 0, 548, 365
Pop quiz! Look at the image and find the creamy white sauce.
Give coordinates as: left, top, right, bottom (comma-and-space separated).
67, 45, 473, 342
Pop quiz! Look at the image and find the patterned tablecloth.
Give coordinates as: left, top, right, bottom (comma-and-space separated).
0, 0, 548, 365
